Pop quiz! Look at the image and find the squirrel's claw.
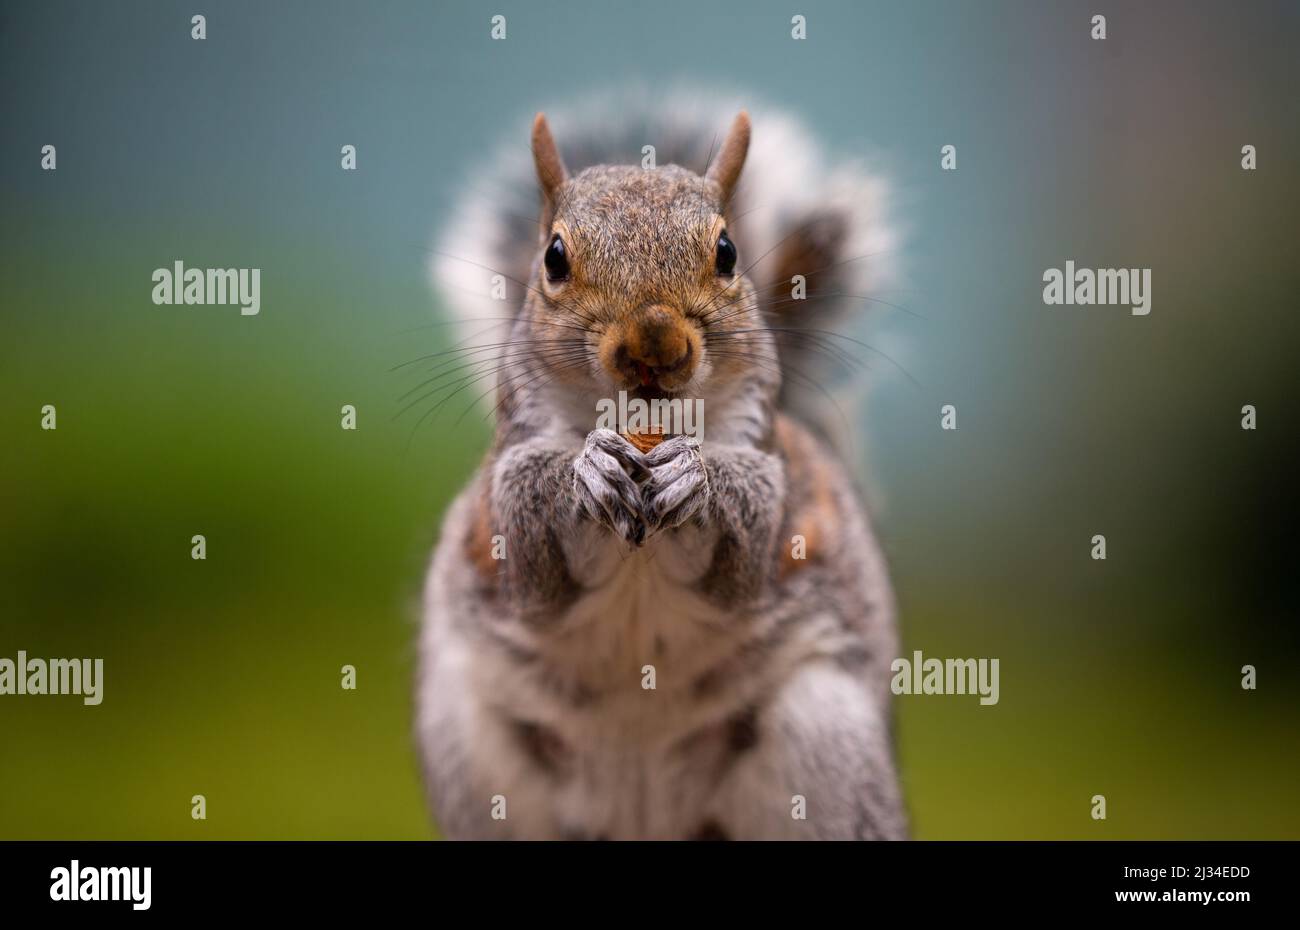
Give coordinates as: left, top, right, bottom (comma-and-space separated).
642, 436, 709, 535
573, 429, 650, 546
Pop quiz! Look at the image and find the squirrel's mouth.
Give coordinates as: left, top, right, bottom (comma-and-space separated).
630, 382, 676, 402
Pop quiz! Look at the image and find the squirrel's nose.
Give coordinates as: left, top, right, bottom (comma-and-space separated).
602, 306, 698, 388
619, 341, 692, 385
619, 316, 692, 383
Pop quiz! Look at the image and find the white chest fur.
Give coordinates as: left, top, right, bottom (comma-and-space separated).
546, 523, 737, 705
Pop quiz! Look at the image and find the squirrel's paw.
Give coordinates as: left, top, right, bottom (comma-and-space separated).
642, 436, 709, 535
572, 429, 650, 546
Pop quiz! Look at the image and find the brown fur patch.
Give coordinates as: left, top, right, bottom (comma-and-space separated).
775, 414, 841, 578
464, 483, 500, 584
768, 212, 849, 305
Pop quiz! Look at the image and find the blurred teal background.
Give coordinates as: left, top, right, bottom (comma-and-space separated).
1, 0, 1297, 838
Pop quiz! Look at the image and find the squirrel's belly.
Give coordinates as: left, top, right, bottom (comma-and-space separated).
554, 529, 738, 697
546, 554, 747, 839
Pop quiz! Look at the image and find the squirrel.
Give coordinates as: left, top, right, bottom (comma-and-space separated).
415, 91, 906, 840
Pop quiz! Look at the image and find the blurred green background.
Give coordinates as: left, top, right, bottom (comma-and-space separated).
1, 0, 1296, 838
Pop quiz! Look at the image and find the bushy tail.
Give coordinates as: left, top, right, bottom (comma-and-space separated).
432, 87, 896, 429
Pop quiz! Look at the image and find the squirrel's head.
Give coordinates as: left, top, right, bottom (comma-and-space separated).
524, 111, 763, 401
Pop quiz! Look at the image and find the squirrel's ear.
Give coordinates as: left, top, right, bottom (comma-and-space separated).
706, 110, 751, 203
531, 112, 568, 220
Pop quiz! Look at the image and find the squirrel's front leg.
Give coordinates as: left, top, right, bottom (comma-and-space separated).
642, 436, 709, 534
490, 429, 650, 605
643, 436, 785, 598
571, 428, 650, 545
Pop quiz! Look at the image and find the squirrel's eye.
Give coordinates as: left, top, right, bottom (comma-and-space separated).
715, 230, 737, 277
544, 234, 570, 282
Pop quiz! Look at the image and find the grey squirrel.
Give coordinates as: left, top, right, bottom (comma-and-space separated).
416, 92, 906, 839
